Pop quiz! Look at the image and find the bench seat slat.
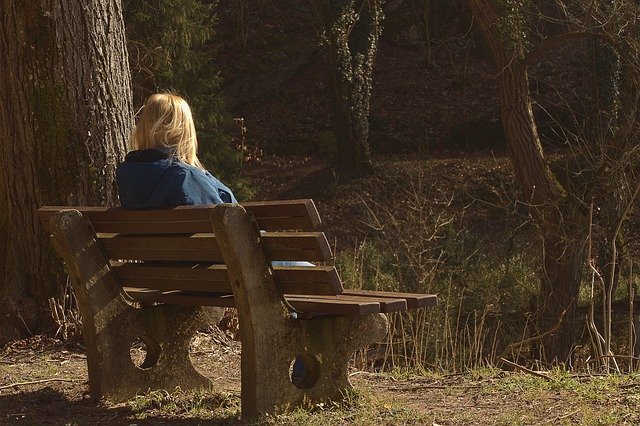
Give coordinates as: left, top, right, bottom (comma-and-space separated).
106, 248, 224, 262
284, 296, 381, 315
105, 248, 323, 262
99, 232, 332, 262
341, 289, 437, 309
121, 277, 230, 293
85, 219, 316, 234
38, 199, 321, 232
286, 293, 407, 313
114, 264, 343, 295
124, 288, 381, 316
125, 288, 236, 308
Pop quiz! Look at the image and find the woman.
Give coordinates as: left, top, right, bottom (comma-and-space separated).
117, 93, 307, 386
116, 93, 236, 208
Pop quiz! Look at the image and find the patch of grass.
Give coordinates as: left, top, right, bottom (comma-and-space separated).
129, 388, 239, 420
127, 386, 430, 425
264, 388, 429, 425
466, 366, 502, 381
333, 172, 540, 371
0, 356, 72, 382
485, 370, 640, 424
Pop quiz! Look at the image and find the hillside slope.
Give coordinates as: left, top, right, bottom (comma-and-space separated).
214, 1, 503, 155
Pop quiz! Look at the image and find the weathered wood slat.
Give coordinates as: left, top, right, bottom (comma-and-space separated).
285, 295, 381, 315
341, 289, 437, 309
124, 288, 381, 316
287, 293, 407, 313
82, 219, 316, 234
100, 232, 332, 262
120, 277, 230, 293
38, 199, 321, 232
114, 264, 343, 295
124, 288, 236, 307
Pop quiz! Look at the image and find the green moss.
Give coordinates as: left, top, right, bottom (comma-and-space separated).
493, 0, 532, 58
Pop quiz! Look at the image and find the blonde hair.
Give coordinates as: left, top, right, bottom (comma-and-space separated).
131, 93, 204, 169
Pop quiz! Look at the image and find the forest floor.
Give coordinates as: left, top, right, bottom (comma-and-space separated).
2, 334, 640, 425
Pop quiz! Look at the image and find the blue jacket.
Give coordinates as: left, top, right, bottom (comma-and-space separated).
116, 148, 237, 208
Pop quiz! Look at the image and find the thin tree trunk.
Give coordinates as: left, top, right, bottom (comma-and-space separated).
319, 0, 383, 176
538, 220, 585, 361
0, 0, 132, 343
468, 0, 586, 363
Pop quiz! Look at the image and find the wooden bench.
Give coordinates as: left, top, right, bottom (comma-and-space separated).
39, 200, 436, 418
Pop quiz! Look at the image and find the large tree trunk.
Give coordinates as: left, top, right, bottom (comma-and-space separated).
468, 0, 586, 363
0, 0, 133, 344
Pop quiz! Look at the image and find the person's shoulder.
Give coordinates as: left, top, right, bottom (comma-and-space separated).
152, 161, 190, 189
180, 162, 208, 175
117, 156, 174, 171
180, 164, 218, 183
162, 161, 190, 175
173, 163, 220, 193
180, 164, 237, 203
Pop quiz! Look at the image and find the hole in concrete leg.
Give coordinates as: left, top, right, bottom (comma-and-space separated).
130, 335, 161, 370
290, 353, 320, 389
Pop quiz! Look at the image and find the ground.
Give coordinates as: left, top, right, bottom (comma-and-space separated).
1, 334, 639, 425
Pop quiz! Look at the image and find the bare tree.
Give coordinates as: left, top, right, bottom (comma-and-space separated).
469, 0, 586, 363
0, 0, 133, 343
468, 0, 640, 363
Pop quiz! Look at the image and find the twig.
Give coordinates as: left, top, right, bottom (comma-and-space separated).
500, 357, 553, 381
15, 311, 33, 337
0, 378, 82, 390
620, 383, 640, 389
348, 370, 380, 377
379, 384, 484, 390
500, 309, 567, 358
549, 410, 579, 423
586, 354, 640, 363
570, 373, 610, 378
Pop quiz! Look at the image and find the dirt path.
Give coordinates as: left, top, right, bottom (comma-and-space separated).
1, 335, 639, 425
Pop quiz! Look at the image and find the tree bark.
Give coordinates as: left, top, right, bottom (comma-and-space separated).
0, 0, 133, 344
468, 0, 586, 363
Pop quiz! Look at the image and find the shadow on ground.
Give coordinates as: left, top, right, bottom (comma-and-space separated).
0, 387, 242, 425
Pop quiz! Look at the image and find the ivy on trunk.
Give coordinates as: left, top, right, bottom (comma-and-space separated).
318, 0, 385, 176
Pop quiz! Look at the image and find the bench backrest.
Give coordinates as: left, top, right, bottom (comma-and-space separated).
38, 200, 344, 298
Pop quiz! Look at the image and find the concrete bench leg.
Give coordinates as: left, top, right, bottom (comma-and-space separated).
49, 210, 216, 401
211, 204, 389, 419
240, 313, 387, 418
